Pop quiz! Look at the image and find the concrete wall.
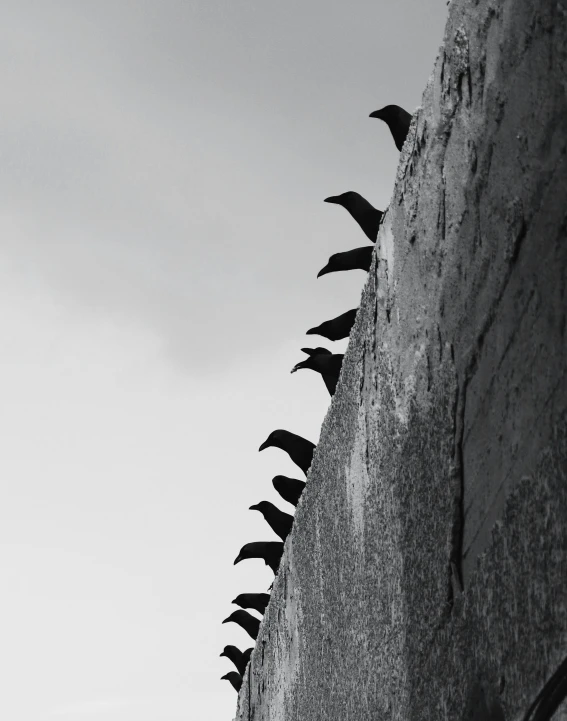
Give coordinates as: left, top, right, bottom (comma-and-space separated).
235, 0, 567, 718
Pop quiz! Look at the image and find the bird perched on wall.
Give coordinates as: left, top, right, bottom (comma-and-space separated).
369, 104, 412, 151
220, 645, 253, 675
234, 541, 285, 575
306, 308, 358, 342
232, 593, 270, 615
522, 653, 567, 721
317, 246, 374, 278
291, 350, 344, 396
259, 430, 316, 475
250, 501, 294, 542
221, 671, 243, 692
272, 475, 306, 507
222, 609, 261, 640
324, 192, 383, 243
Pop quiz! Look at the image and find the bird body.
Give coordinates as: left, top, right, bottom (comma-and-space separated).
221, 671, 242, 692
324, 191, 383, 242
317, 246, 374, 278
250, 501, 294, 541
232, 593, 270, 615
306, 308, 358, 342
220, 645, 253, 675
291, 352, 344, 395
234, 541, 284, 575
222, 609, 261, 640
259, 429, 316, 475
272, 475, 306, 507
369, 104, 412, 151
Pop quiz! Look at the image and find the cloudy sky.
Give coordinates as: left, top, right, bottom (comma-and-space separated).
0, 2, 448, 719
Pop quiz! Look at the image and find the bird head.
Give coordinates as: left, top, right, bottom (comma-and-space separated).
221, 672, 240, 682
249, 501, 271, 514
324, 191, 358, 208
291, 354, 331, 375
233, 550, 247, 565
300, 347, 331, 356
220, 645, 237, 658
259, 430, 284, 452
291, 357, 317, 374
317, 253, 341, 278
369, 104, 398, 122
234, 541, 266, 565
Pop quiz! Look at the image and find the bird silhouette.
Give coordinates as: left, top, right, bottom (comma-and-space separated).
306, 308, 358, 342
234, 541, 285, 575
232, 593, 270, 615
317, 246, 374, 278
324, 192, 383, 242
272, 475, 306, 507
250, 501, 294, 541
259, 430, 316, 475
221, 671, 242, 692
369, 104, 412, 151
222, 609, 260, 640
522, 654, 567, 721
291, 352, 344, 395
220, 645, 253, 675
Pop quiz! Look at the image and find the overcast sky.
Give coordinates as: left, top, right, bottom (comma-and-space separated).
0, 2, 448, 719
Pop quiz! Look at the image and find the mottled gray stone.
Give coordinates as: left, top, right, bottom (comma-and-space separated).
234, 0, 567, 718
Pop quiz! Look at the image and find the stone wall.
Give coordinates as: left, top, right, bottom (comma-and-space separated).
235, 0, 567, 718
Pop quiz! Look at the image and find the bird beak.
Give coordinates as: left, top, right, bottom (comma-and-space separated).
219, 651, 226, 658
324, 195, 339, 204
317, 264, 331, 278
249, 504, 259, 511
305, 326, 317, 336
222, 616, 230, 624
369, 109, 383, 119
231, 598, 237, 604
234, 554, 243, 565
291, 360, 308, 374
258, 440, 270, 452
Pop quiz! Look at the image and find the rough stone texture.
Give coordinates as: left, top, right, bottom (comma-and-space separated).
235, 0, 567, 718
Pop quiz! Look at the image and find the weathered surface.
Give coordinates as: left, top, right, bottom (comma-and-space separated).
235, 0, 567, 718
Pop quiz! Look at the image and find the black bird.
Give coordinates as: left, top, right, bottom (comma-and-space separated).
259, 430, 316, 475
234, 541, 285, 575
220, 645, 253, 675
272, 475, 306, 507
250, 501, 294, 542
306, 308, 358, 342
221, 671, 242, 693
317, 246, 374, 278
222, 609, 260, 640
522, 654, 567, 721
369, 104, 412, 151
232, 593, 270, 615
324, 192, 383, 243
291, 352, 344, 396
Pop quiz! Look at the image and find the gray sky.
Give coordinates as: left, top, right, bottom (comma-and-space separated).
0, 2, 448, 719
